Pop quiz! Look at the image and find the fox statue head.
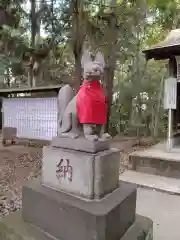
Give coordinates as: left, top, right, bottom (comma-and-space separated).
81, 50, 105, 81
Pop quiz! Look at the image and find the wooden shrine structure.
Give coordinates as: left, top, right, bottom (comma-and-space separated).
143, 29, 180, 152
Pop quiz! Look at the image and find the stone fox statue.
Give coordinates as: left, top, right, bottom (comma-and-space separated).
57, 50, 111, 141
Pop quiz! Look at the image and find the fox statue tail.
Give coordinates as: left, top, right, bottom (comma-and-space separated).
57, 85, 74, 133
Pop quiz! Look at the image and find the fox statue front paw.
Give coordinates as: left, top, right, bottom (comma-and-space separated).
100, 133, 112, 140
59, 132, 79, 139
85, 134, 99, 142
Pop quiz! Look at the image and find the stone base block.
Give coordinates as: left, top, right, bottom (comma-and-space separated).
2, 127, 17, 145
22, 180, 137, 240
0, 211, 52, 240
42, 146, 120, 199
52, 136, 110, 153
121, 215, 153, 240
0, 212, 153, 240
2, 127, 17, 139
130, 150, 180, 178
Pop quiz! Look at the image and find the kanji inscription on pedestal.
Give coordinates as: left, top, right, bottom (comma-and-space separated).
56, 158, 73, 183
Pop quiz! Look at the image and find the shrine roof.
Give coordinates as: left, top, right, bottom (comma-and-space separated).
0, 84, 62, 94
143, 29, 180, 60
0, 84, 63, 98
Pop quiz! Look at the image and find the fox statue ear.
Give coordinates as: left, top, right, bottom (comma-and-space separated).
95, 51, 105, 68
81, 50, 92, 68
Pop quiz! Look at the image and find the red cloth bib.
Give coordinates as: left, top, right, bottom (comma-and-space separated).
76, 80, 107, 125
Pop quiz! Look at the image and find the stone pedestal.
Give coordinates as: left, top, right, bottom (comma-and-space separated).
0, 195, 153, 240
22, 180, 137, 240
18, 137, 153, 240
52, 136, 110, 153
42, 146, 120, 199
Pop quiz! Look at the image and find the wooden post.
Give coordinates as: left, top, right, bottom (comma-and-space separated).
166, 58, 176, 152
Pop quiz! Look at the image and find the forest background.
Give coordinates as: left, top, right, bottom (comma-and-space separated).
1, 0, 177, 139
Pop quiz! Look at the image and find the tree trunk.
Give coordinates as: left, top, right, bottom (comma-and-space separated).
153, 76, 164, 138
30, 0, 36, 87
35, 0, 43, 45
6, 68, 11, 87
74, 56, 82, 92
71, 0, 84, 93
104, 66, 115, 132
104, 0, 118, 133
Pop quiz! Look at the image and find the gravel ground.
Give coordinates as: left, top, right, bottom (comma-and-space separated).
0, 145, 42, 217
0, 138, 152, 218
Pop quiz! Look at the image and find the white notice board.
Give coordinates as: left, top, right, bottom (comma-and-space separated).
2, 97, 58, 140
176, 56, 180, 81
164, 77, 177, 110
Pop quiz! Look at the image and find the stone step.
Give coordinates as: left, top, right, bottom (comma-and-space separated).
130, 145, 180, 178
120, 170, 180, 195
0, 211, 152, 240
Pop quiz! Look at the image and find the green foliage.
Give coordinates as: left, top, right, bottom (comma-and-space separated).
0, 0, 177, 138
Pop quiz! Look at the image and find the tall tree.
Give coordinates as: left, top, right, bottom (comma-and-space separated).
71, 0, 84, 91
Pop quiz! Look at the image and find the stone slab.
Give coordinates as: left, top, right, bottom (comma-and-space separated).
2, 127, 17, 145
121, 215, 153, 240
0, 212, 152, 240
137, 188, 179, 240
2, 127, 17, 139
131, 145, 180, 161
130, 146, 180, 178
52, 136, 110, 153
0, 211, 55, 240
120, 170, 180, 195
22, 180, 137, 240
42, 146, 120, 199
